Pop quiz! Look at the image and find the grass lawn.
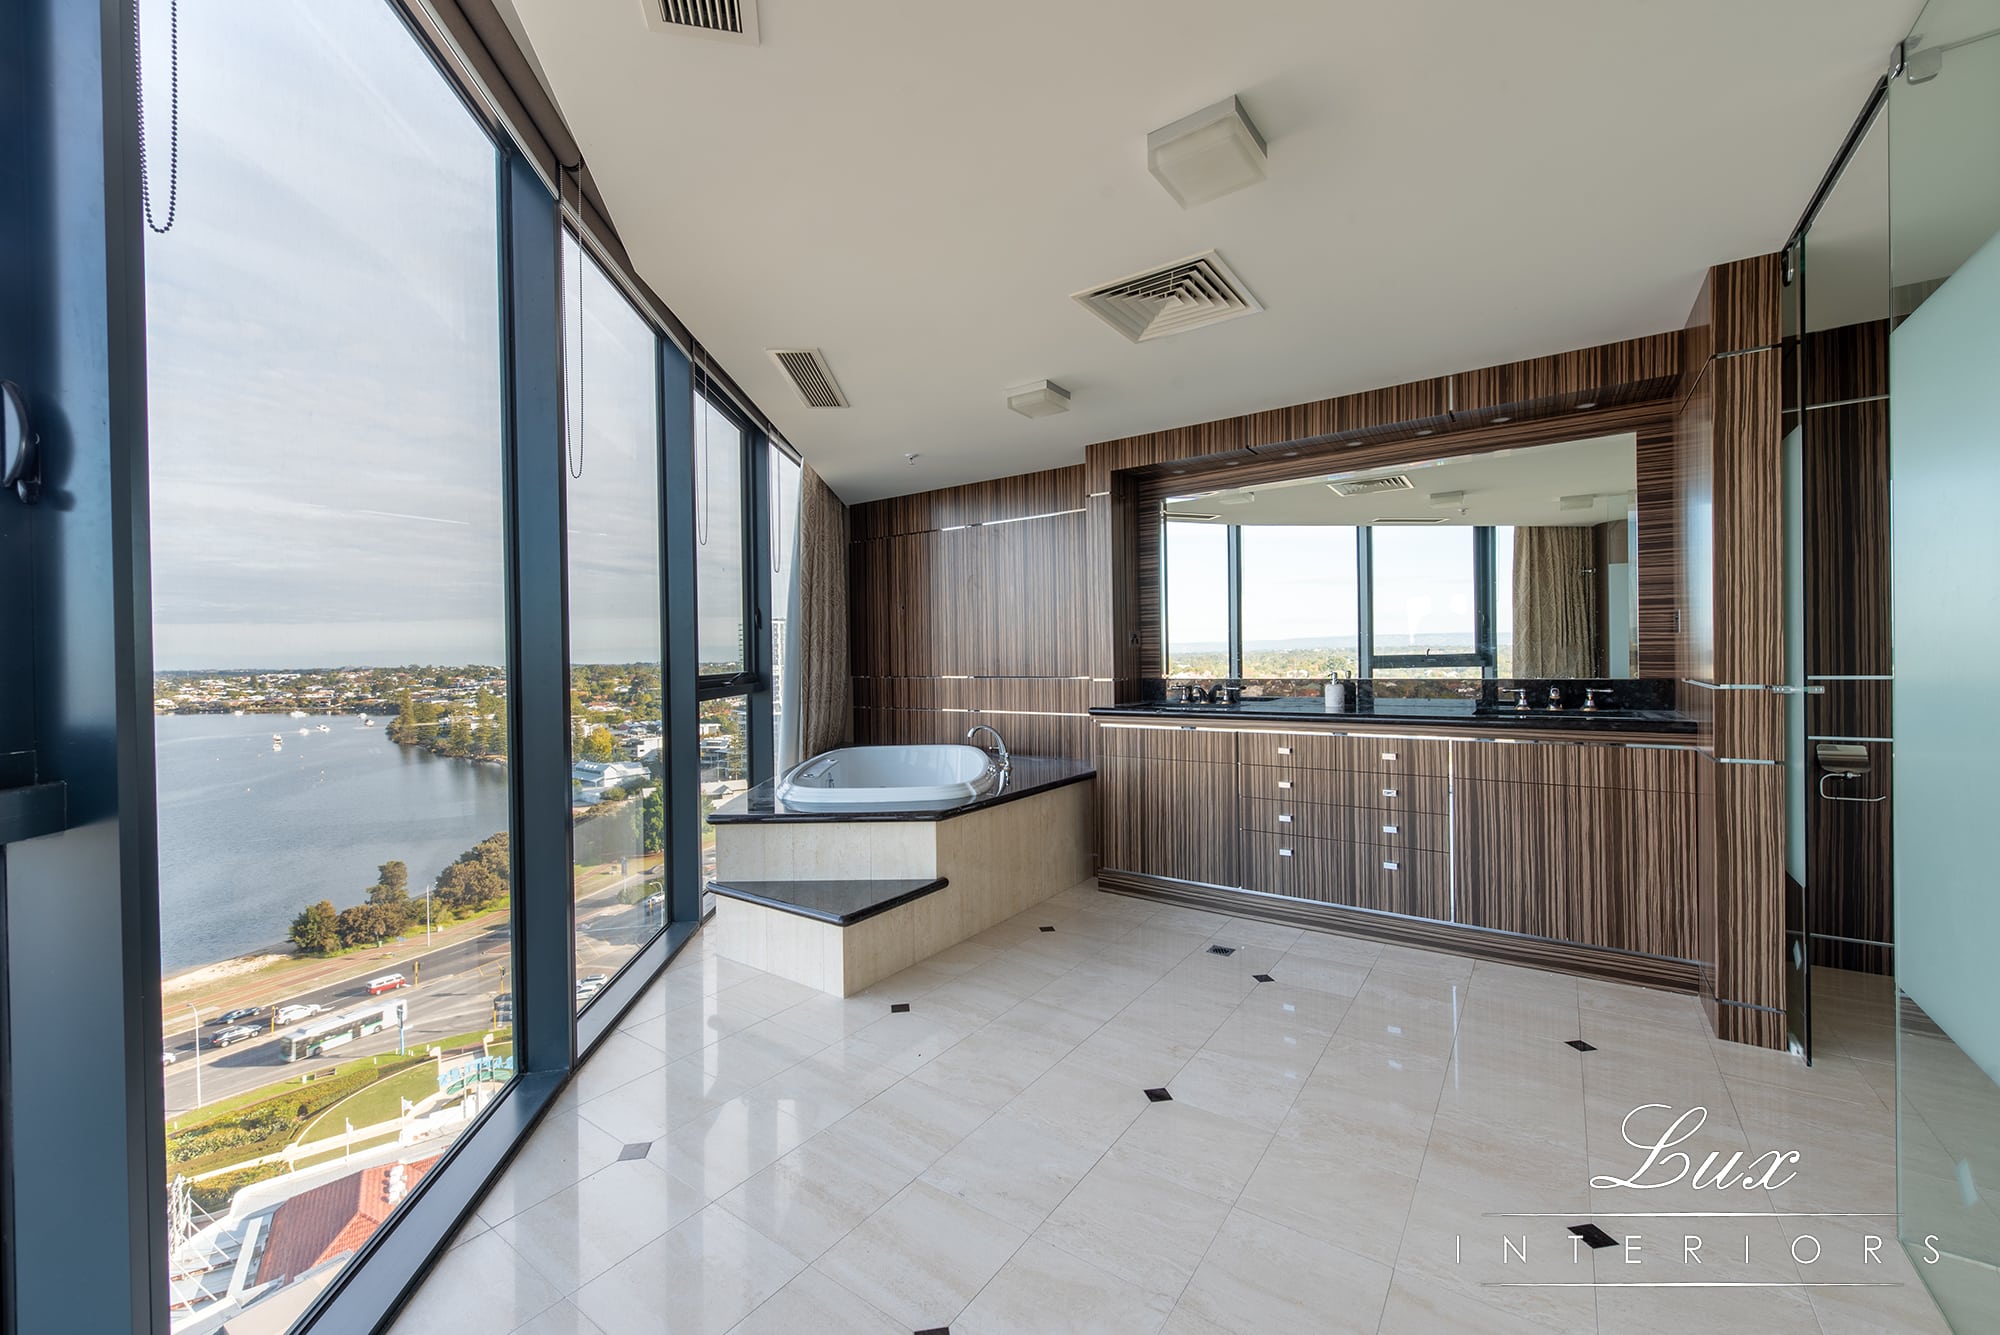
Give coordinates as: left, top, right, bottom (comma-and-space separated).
166, 1051, 425, 1133
295, 1031, 516, 1147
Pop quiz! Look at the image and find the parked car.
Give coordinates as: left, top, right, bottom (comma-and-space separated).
366, 973, 410, 995
162, 1049, 178, 1065
274, 1002, 324, 1025
214, 1007, 260, 1026
209, 1025, 258, 1048
576, 974, 609, 1000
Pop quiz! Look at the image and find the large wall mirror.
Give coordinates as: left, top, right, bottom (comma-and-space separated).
1160, 432, 1641, 683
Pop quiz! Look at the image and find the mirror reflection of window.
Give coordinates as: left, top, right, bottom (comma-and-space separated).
1164, 520, 1228, 677
1370, 526, 1477, 677
1240, 526, 1359, 679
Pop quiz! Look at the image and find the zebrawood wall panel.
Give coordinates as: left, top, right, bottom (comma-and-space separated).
1672, 254, 1789, 1044
1710, 347, 1784, 762
1802, 321, 1893, 974
849, 467, 1092, 760
1450, 331, 1682, 415
850, 464, 1087, 540
1634, 418, 1681, 676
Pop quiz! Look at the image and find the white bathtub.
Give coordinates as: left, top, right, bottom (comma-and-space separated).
776, 744, 1003, 811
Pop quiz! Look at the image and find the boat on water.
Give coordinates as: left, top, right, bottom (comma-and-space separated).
271, 738, 283, 752
297, 727, 311, 736
288, 710, 308, 719
361, 716, 374, 727
231, 710, 245, 717
317, 724, 330, 733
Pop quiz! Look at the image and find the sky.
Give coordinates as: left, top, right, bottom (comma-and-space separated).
142, 1, 741, 671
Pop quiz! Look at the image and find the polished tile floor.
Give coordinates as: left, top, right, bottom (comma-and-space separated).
392, 881, 1960, 1335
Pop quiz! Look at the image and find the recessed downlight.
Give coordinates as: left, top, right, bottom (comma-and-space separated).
1491, 415, 1512, 424
1415, 428, 1434, 437
1577, 400, 1598, 410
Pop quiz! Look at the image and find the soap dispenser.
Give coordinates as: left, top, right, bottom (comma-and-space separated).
1324, 674, 1346, 713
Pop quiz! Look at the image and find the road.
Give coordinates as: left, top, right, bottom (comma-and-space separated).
163, 867, 664, 1118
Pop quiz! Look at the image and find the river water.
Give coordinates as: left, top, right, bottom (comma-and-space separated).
155, 714, 511, 973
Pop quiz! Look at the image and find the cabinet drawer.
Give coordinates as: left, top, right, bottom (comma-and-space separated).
1450, 739, 1695, 793
1353, 849, 1450, 919
1096, 724, 1237, 764
1237, 830, 1357, 906
1239, 795, 1348, 841
1344, 808, 1452, 854
1238, 765, 1449, 813
1236, 731, 1449, 776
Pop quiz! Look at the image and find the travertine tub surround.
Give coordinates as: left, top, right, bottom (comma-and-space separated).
712, 780, 1094, 995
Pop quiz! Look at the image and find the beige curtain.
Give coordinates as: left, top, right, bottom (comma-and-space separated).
1512, 526, 1595, 677
788, 463, 851, 763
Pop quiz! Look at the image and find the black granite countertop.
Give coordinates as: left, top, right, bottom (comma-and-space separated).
1090, 697, 1696, 735
707, 755, 1096, 824
709, 876, 950, 925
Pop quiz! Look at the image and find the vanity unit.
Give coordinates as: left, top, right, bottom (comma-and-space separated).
1092, 703, 1699, 988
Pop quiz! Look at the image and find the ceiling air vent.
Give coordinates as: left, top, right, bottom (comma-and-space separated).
769, 348, 849, 408
1073, 250, 1262, 342
1371, 516, 1449, 525
641, 0, 760, 44
1328, 475, 1413, 498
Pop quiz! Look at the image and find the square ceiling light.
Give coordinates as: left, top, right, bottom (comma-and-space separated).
1006, 380, 1072, 418
1147, 96, 1268, 208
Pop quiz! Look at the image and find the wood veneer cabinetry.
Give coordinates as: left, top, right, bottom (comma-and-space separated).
1096, 725, 1237, 888
1093, 720, 1699, 976
1452, 742, 1696, 959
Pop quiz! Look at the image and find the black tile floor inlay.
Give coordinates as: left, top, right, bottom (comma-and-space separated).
1207, 945, 1236, 956
618, 1142, 651, 1161
890, 1003, 911, 1013
1039, 925, 1055, 932
1569, 1223, 1619, 1250
1144, 1087, 1173, 1102
915, 1327, 950, 1335
1565, 1039, 1598, 1051
1252, 972, 1274, 983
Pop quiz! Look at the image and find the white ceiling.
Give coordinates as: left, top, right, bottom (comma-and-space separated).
501, 0, 1918, 503
1163, 432, 1636, 528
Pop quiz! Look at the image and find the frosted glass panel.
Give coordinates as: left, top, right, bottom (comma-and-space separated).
1891, 8, 2000, 1320
1892, 227, 2000, 1072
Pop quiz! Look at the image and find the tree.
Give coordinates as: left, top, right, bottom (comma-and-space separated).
335, 901, 397, 949
375, 861, 408, 898
642, 789, 664, 855
289, 900, 341, 955
579, 725, 615, 762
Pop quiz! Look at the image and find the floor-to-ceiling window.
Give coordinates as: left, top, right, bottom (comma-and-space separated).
142, 0, 513, 1319
770, 446, 803, 769
694, 393, 752, 885
562, 236, 666, 1009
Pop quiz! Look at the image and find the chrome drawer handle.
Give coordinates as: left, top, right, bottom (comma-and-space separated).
1278, 847, 1294, 858
1278, 780, 1293, 789
1381, 752, 1397, 761
1278, 813, 1293, 823
1382, 860, 1399, 871
1382, 788, 1398, 798
1381, 824, 1398, 835
1277, 746, 1293, 755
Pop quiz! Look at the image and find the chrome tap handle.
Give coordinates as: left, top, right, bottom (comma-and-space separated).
1505, 688, 1529, 711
